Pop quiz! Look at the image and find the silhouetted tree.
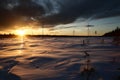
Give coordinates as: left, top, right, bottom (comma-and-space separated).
103, 27, 120, 36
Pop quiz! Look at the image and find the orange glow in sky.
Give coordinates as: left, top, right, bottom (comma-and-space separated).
16, 29, 26, 36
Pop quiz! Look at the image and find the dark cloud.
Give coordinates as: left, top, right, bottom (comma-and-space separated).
0, 0, 44, 30
0, 0, 120, 30
0, 8, 17, 30
39, 0, 120, 25
14, 0, 44, 17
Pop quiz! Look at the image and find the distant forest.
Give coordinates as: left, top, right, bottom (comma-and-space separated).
103, 27, 120, 36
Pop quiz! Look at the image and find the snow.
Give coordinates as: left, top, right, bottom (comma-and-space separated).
0, 37, 120, 80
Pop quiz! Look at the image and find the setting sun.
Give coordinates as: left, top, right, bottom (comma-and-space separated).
16, 30, 26, 36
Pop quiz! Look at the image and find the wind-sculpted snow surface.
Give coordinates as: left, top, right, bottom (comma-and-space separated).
0, 37, 120, 80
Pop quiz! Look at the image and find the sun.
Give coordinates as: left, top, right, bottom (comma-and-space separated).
16, 30, 26, 36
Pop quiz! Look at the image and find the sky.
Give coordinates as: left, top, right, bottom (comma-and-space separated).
0, 0, 120, 36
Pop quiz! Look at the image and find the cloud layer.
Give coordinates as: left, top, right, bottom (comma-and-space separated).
0, 0, 120, 30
